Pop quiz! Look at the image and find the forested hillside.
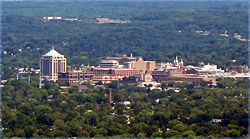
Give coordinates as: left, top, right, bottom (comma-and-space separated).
1, 1, 248, 78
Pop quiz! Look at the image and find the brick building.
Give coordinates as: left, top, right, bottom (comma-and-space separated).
93, 75, 124, 83
58, 70, 93, 83
124, 58, 156, 72
228, 65, 249, 73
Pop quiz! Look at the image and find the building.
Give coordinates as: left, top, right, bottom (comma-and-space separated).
93, 68, 112, 76
58, 67, 142, 84
168, 68, 184, 76
91, 18, 116, 24
95, 18, 116, 24
156, 56, 183, 70
58, 70, 84, 83
152, 70, 170, 79
197, 63, 224, 74
92, 68, 143, 83
70, 83, 88, 92
219, 30, 229, 37
93, 75, 124, 83
124, 58, 156, 72
43, 17, 62, 22
112, 68, 143, 77
100, 60, 119, 68
63, 18, 78, 22
105, 54, 128, 60
58, 69, 93, 83
228, 65, 249, 73
202, 31, 211, 35
93, 68, 142, 77
105, 53, 137, 61
40, 47, 67, 81
184, 68, 198, 75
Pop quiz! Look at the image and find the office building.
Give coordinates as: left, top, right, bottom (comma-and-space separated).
100, 60, 119, 68
40, 47, 67, 81
124, 58, 156, 72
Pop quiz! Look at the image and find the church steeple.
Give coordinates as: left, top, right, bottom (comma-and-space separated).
174, 56, 179, 67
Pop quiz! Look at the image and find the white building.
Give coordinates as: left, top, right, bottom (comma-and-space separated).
43, 16, 62, 22
99, 60, 119, 68
40, 47, 67, 82
156, 56, 183, 70
201, 63, 224, 73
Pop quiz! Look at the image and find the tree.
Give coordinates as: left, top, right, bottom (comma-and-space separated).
53, 130, 69, 137
182, 130, 196, 137
165, 130, 180, 137
229, 129, 240, 137
96, 81, 103, 85
24, 126, 36, 137
79, 131, 90, 137
137, 132, 146, 137
151, 131, 163, 137
68, 121, 82, 137
161, 83, 167, 90
173, 123, 188, 132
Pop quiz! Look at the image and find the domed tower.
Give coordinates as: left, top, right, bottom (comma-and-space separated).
40, 47, 67, 82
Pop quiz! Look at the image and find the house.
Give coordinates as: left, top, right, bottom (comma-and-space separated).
202, 31, 211, 35
211, 119, 222, 123
70, 83, 88, 92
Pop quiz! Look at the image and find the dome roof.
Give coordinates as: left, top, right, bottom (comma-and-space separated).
43, 49, 63, 57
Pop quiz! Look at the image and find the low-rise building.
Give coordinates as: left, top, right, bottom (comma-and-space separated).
95, 18, 116, 23
124, 57, 156, 72
112, 68, 143, 77
63, 18, 78, 22
93, 75, 123, 83
228, 65, 249, 73
43, 16, 62, 22
93, 68, 112, 76
100, 60, 119, 68
105, 54, 137, 61
70, 83, 88, 92
202, 31, 211, 35
58, 70, 93, 83
156, 56, 183, 70
152, 70, 170, 79
168, 68, 184, 76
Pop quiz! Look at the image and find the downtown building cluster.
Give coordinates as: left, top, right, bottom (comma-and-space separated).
40, 48, 249, 86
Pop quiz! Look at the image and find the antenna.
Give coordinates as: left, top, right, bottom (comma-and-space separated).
52, 45, 54, 50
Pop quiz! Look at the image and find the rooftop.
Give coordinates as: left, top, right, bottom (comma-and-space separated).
100, 60, 119, 63
43, 48, 63, 57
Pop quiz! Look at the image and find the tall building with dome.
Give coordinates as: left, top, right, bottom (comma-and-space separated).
40, 47, 67, 81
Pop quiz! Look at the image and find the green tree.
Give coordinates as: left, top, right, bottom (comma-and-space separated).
24, 126, 36, 137
229, 129, 240, 137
